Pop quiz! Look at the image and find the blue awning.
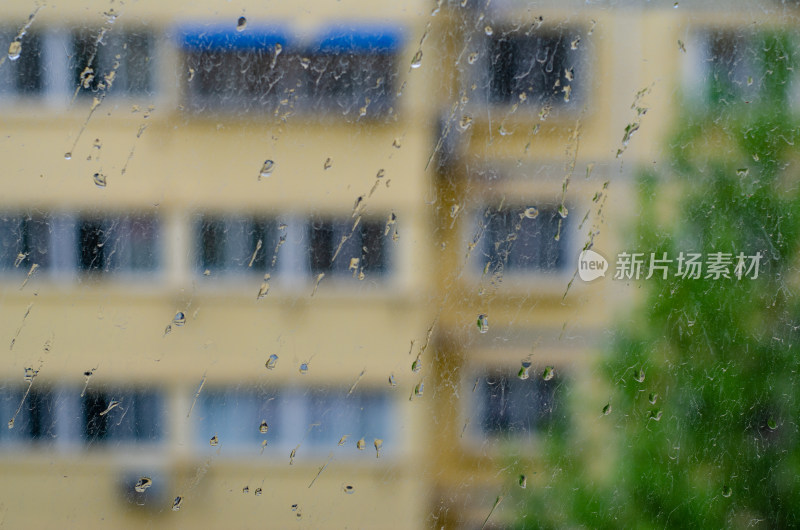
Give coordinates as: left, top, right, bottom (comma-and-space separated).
176, 24, 290, 51
174, 23, 405, 54
314, 26, 405, 54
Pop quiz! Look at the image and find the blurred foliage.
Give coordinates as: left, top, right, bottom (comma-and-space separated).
515, 31, 800, 528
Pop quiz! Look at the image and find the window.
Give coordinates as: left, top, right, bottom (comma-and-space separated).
181, 25, 401, 117
72, 28, 154, 97
195, 386, 393, 455
308, 217, 387, 278
194, 387, 285, 450
0, 386, 57, 445
0, 213, 50, 272
81, 388, 163, 445
480, 205, 567, 273
183, 34, 295, 112
472, 369, 562, 439
484, 27, 581, 107
0, 29, 43, 96
306, 389, 391, 449
77, 214, 159, 274
307, 52, 396, 116
196, 215, 279, 274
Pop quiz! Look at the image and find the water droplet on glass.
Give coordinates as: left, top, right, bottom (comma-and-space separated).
64, 152, 72, 160
259, 160, 275, 180
413, 381, 424, 398
356, 438, 366, 450
173, 311, 186, 326
8, 419, 14, 429
210, 434, 219, 446
324, 157, 332, 170
673, 1, 679, 7
410, 50, 423, 69
768, 417, 778, 430
392, 138, 401, 148
237, 16, 247, 31
519, 475, 527, 489
374, 439, 383, 458
172, 496, 183, 511
648, 392, 658, 404
338, 435, 349, 446
736, 168, 749, 177
300, 57, 310, 69
523, 207, 539, 219
634, 368, 645, 383
649, 409, 662, 421
722, 485, 732, 498
265, 354, 278, 369
467, 52, 478, 65
260, 420, 269, 434
477, 314, 489, 334
254, 487, 262, 496
8, 41, 21, 61
542, 366, 555, 381
411, 358, 422, 373
388, 373, 397, 387
291, 503, 298, 511
299, 362, 309, 375
558, 204, 568, 218
602, 402, 612, 415
376, 168, 385, 179
484, 25, 493, 35
570, 36, 581, 50
93, 172, 107, 188
243, 486, 249, 494
134, 477, 152, 493
257, 274, 270, 299
459, 114, 473, 131
518, 361, 532, 380
343, 484, 355, 494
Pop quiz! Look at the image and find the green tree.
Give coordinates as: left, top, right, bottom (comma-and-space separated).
518, 30, 800, 528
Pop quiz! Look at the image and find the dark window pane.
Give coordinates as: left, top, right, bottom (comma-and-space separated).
199, 217, 225, 271
488, 30, 575, 105
479, 373, 559, 436
82, 391, 109, 442
484, 206, 565, 272
72, 29, 102, 94
360, 220, 385, 274
309, 218, 335, 274
14, 32, 42, 94
79, 219, 105, 271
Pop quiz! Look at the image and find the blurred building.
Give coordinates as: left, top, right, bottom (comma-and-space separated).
0, 0, 798, 529
426, 1, 800, 528
0, 1, 439, 528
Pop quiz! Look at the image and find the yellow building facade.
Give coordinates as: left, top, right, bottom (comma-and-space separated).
0, 0, 797, 528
